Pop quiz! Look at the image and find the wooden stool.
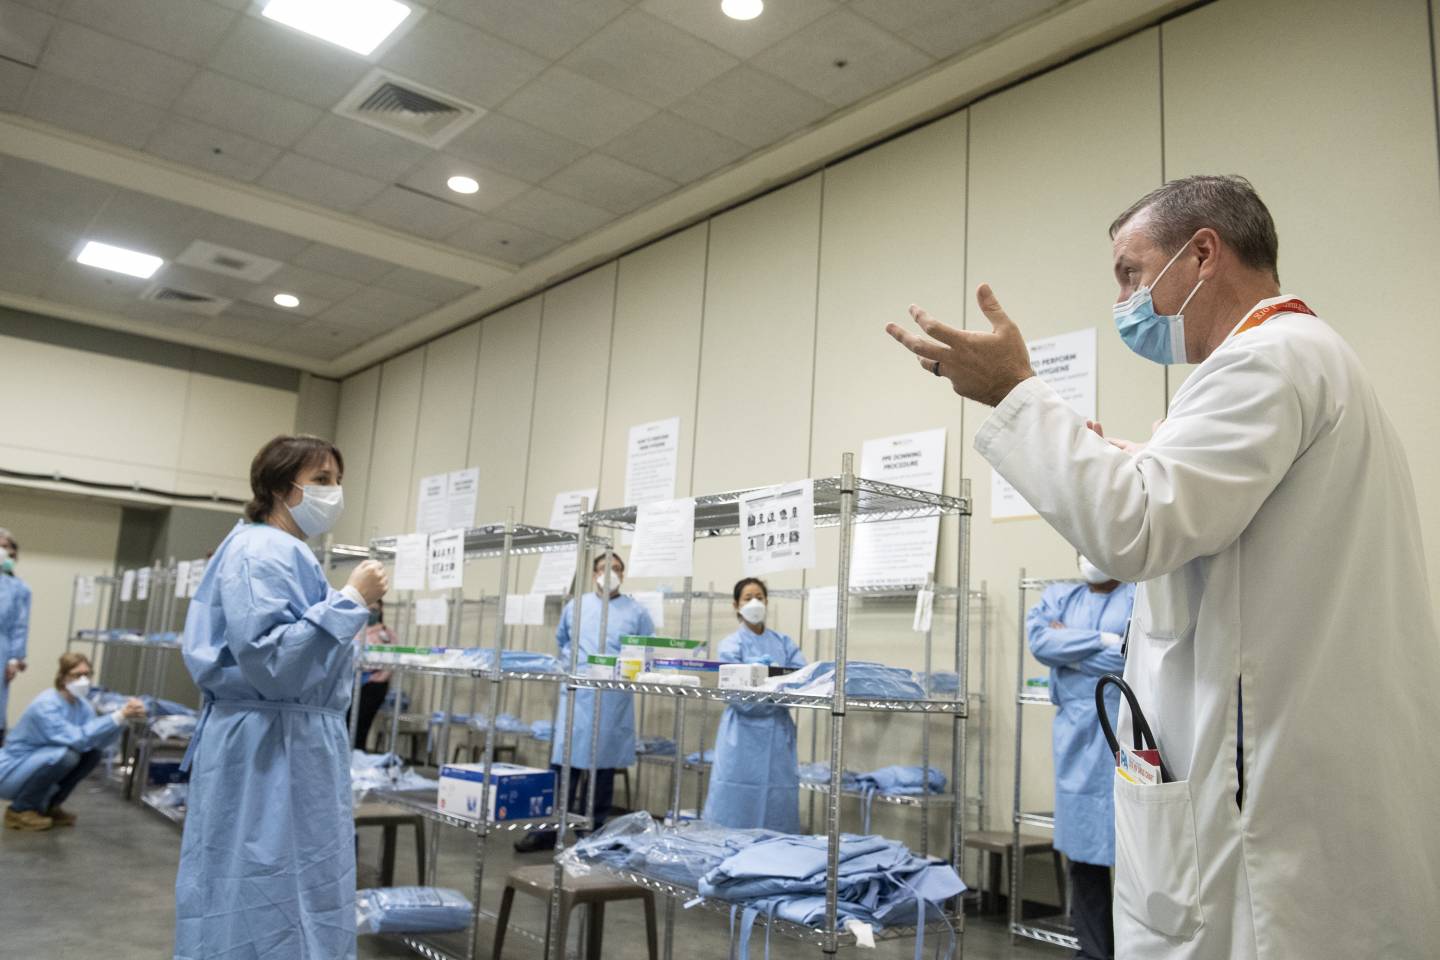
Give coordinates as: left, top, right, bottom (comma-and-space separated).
963, 829, 1066, 916
494, 864, 658, 960
353, 802, 426, 886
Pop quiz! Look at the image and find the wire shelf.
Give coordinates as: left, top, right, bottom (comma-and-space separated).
636, 753, 711, 772
369, 523, 602, 561
73, 631, 180, 649
1016, 812, 1055, 830
1020, 577, 1080, 591
367, 788, 590, 835
326, 543, 371, 565
583, 476, 970, 534
362, 660, 568, 683
797, 781, 957, 808
140, 793, 187, 827
1017, 692, 1052, 705
576, 863, 963, 947
570, 677, 967, 716
1012, 916, 1079, 950
768, 584, 970, 600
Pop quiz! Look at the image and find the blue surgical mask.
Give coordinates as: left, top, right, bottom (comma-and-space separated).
0, 552, 13, 575
1113, 237, 1203, 365
288, 483, 344, 538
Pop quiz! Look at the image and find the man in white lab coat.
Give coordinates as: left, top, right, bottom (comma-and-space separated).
886, 175, 1439, 959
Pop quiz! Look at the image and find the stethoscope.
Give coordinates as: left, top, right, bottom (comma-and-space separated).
1095, 673, 1175, 784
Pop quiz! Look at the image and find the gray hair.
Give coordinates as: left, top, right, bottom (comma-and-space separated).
0, 528, 11, 545
1109, 175, 1279, 281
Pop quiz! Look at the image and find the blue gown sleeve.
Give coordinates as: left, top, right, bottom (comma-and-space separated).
1067, 644, 1127, 677
9, 584, 29, 662
1026, 588, 1109, 667
36, 698, 123, 753
782, 635, 807, 668
221, 555, 367, 700
555, 602, 573, 668
634, 605, 656, 639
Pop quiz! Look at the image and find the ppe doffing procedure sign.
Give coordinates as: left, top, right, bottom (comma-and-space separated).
992, 328, 1097, 520
851, 428, 946, 588
530, 488, 597, 596
740, 480, 815, 575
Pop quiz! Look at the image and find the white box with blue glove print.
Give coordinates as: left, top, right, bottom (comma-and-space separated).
437, 763, 554, 822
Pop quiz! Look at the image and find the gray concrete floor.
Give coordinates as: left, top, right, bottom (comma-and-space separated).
0, 776, 1070, 960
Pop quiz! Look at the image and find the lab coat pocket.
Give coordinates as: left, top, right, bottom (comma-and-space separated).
1113, 771, 1205, 940
1139, 569, 1199, 641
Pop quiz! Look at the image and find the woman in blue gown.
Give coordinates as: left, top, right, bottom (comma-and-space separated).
173, 435, 389, 960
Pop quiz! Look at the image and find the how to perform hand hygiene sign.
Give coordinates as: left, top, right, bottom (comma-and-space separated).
740, 480, 816, 575
992, 327, 1097, 520
622, 417, 680, 544
851, 428, 946, 588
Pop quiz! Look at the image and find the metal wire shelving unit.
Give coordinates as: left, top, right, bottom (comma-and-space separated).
549, 458, 972, 960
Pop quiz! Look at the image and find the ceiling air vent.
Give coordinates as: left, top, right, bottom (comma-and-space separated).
141, 285, 233, 317
335, 69, 484, 148
176, 240, 283, 283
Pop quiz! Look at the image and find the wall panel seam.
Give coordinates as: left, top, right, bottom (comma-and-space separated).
686, 221, 714, 500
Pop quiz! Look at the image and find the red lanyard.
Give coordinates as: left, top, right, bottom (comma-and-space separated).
1231, 297, 1315, 338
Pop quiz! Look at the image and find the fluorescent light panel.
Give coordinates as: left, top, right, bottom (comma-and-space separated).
261, 0, 412, 56
721, 0, 764, 21
77, 240, 163, 279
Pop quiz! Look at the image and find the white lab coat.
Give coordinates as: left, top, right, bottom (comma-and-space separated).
976, 297, 1440, 959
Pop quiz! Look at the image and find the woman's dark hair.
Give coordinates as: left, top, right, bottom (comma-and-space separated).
244, 435, 344, 523
732, 577, 768, 603
592, 553, 626, 572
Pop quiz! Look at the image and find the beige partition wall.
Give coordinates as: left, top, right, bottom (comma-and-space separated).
962, 29, 1167, 858
361, 348, 425, 543
406, 325, 483, 527
331, 365, 380, 546
469, 298, 543, 524
1162, 0, 1440, 599
177, 373, 300, 500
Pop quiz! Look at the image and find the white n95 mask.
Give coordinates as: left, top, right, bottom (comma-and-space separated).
595, 570, 622, 594
288, 484, 344, 538
738, 598, 766, 625
66, 677, 92, 700
1078, 556, 1113, 585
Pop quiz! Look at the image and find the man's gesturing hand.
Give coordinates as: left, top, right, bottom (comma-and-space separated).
884, 284, 1036, 407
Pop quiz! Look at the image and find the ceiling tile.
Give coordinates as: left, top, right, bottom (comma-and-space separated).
293, 114, 431, 182
442, 112, 588, 183
173, 70, 324, 149
0, 0, 55, 65
10, 0, 62, 11
43, 260, 151, 312
849, 0, 1062, 60
256, 153, 388, 214
543, 154, 675, 216
640, 0, 837, 60
199, 310, 295, 348
40, 21, 197, 108
0, 58, 31, 111
293, 243, 399, 285
0, 158, 113, 235
278, 327, 360, 361
85, 188, 211, 259
399, 153, 530, 213
207, 16, 369, 109
750, 10, 934, 107
355, 186, 477, 241
238, 285, 331, 318
437, 0, 628, 60
669, 65, 830, 149
492, 186, 613, 242
20, 72, 167, 150
145, 116, 283, 183
445, 215, 563, 265
500, 66, 657, 149
378, 266, 477, 304
600, 110, 749, 183
193, 212, 312, 263
560, 9, 737, 108
379, 11, 548, 109
329, 285, 437, 325
312, 300, 393, 331
0, 262, 52, 297
150, 261, 257, 301
61, 0, 237, 65
263, 263, 361, 302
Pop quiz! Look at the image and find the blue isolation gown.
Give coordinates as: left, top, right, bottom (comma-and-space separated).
0, 573, 31, 729
1025, 581, 1136, 866
173, 521, 367, 960
0, 688, 123, 799
550, 592, 654, 770
703, 626, 807, 833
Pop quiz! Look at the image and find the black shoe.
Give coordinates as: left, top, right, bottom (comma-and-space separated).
513, 832, 556, 854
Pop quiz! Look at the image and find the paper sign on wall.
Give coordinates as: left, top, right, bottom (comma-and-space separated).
427, 529, 465, 590
549, 489, 598, 533
530, 489, 598, 596
446, 467, 479, 530
120, 569, 136, 603
740, 480, 816, 575
851, 429, 946, 588
415, 597, 449, 627
632, 591, 666, 630
187, 560, 206, 597
415, 474, 448, 534
913, 588, 935, 633
522, 593, 547, 626
76, 577, 96, 607
504, 594, 525, 626
136, 567, 151, 601
628, 498, 694, 578
393, 534, 429, 592
992, 328, 1097, 520
174, 562, 192, 599
624, 417, 680, 507
807, 585, 838, 631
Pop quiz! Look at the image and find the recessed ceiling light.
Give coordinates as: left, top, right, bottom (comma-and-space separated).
447, 175, 480, 195
273, 293, 301, 308
261, 0, 412, 56
77, 240, 163, 279
721, 0, 763, 21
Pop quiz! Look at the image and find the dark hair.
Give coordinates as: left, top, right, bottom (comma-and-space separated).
592, 553, 626, 572
732, 577, 767, 603
1109, 175, 1279, 281
244, 435, 344, 523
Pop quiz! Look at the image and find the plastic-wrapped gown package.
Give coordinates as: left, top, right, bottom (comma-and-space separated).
761, 661, 926, 700
355, 887, 472, 934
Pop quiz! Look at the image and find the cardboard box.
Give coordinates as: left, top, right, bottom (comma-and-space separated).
620, 635, 706, 669
651, 658, 723, 688
437, 763, 554, 823
585, 654, 618, 679
719, 662, 769, 690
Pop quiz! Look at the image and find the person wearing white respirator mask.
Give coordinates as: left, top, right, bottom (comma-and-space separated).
703, 577, 807, 832
0, 652, 144, 830
1026, 555, 1135, 960
173, 435, 388, 960
515, 552, 655, 853
0, 527, 31, 747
